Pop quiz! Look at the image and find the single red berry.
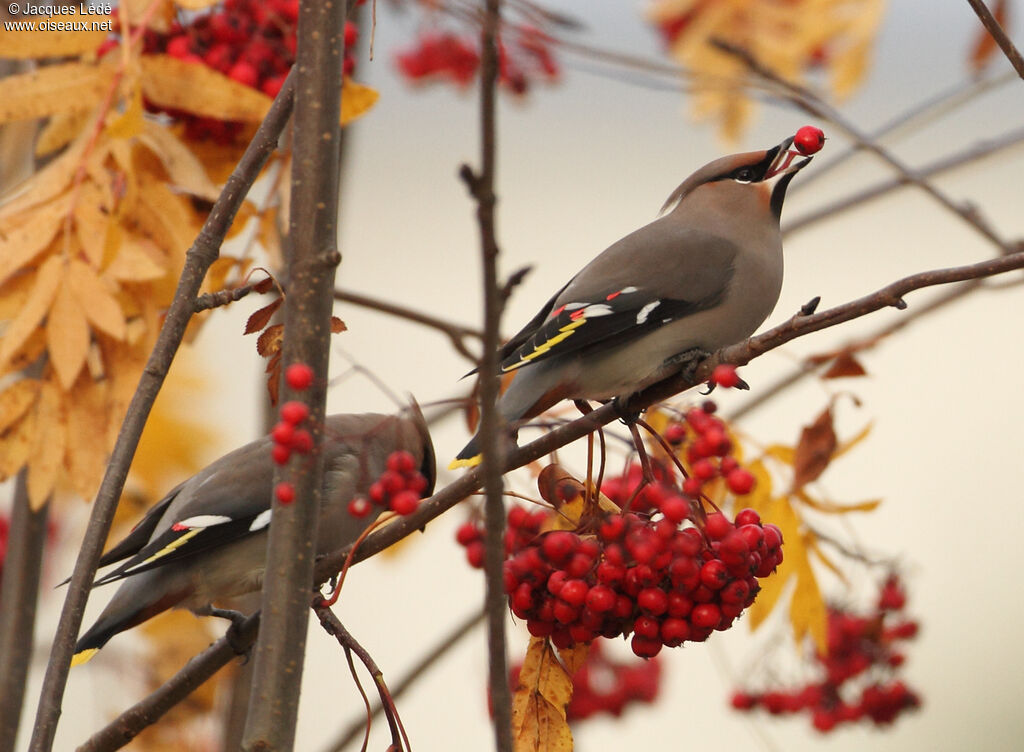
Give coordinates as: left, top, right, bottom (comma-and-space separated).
734, 508, 761, 527
692, 458, 716, 481
541, 531, 579, 566
553, 600, 579, 624
633, 615, 661, 639
275, 481, 295, 504
465, 541, 485, 568
794, 125, 826, 156
285, 363, 314, 390
456, 522, 481, 546
664, 422, 686, 444
280, 401, 309, 425
262, 74, 287, 98
166, 35, 192, 59
711, 363, 740, 388
726, 467, 755, 495
691, 603, 722, 629
660, 495, 689, 523
271, 421, 295, 446
344, 20, 358, 47
700, 559, 730, 590
585, 585, 616, 613
387, 450, 417, 474
731, 691, 757, 710
637, 587, 669, 615
630, 634, 662, 658
390, 490, 420, 515
347, 497, 371, 517
682, 476, 702, 496
704, 512, 733, 540
290, 429, 313, 454
559, 579, 589, 607
660, 617, 690, 646
228, 61, 260, 87
271, 443, 290, 465
379, 470, 406, 494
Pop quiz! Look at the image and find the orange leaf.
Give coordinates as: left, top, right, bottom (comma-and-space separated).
970, 0, 1009, 72
511, 637, 574, 752
0, 379, 40, 435
265, 350, 281, 405
791, 406, 837, 491
47, 270, 91, 390
64, 377, 110, 500
341, 77, 379, 125
245, 298, 282, 334
555, 643, 590, 677
746, 494, 801, 631
790, 550, 828, 654
0, 254, 62, 372
105, 236, 168, 282
68, 259, 127, 340
27, 380, 66, 508
256, 323, 283, 357
0, 61, 113, 124
833, 421, 873, 461
0, 406, 36, 481
140, 55, 273, 122
35, 108, 91, 157
137, 120, 220, 201
0, 194, 72, 287
794, 489, 882, 515
330, 316, 347, 334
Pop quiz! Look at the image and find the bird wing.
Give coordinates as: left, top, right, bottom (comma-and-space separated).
500, 226, 738, 372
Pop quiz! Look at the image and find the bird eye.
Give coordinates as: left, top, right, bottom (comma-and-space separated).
733, 168, 755, 184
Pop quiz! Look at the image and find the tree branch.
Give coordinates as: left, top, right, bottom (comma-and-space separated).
240, 3, 345, 749
966, 0, 1024, 79
28, 70, 297, 752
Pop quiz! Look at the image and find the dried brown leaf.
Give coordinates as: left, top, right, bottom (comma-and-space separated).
330, 316, 347, 334
256, 324, 283, 357
47, 270, 91, 390
140, 55, 273, 122
792, 407, 837, 491
0, 61, 113, 125
822, 352, 867, 379
245, 298, 282, 334
970, 0, 1008, 72
512, 637, 574, 752
0, 254, 62, 370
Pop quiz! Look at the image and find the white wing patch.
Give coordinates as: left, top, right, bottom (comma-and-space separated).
636, 301, 661, 324
175, 514, 232, 529
249, 509, 273, 532
581, 303, 614, 317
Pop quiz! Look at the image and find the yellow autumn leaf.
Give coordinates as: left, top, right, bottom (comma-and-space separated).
0, 18, 107, 59
0, 61, 113, 125
64, 377, 110, 500
0, 406, 36, 481
106, 85, 146, 140
0, 192, 72, 287
341, 77, 379, 125
833, 420, 874, 461
137, 120, 220, 200
794, 489, 882, 515
790, 543, 828, 654
67, 259, 127, 340
47, 269, 91, 390
35, 109, 91, 157
0, 379, 40, 435
512, 637, 574, 752
764, 443, 795, 466
27, 380, 66, 508
0, 254, 63, 373
141, 55, 273, 122
746, 494, 801, 629
0, 130, 87, 219
556, 643, 590, 677
105, 236, 169, 282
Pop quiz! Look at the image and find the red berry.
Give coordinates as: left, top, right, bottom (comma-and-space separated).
262, 74, 287, 98
691, 603, 721, 629
794, 125, 826, 156
692, 458, 716, 481
660, 495, 689, 523
275, 481, 295, 504
387, 450, 417, 474
271, 443, 290, 465
465, 541, 485, 568
726, 467, 755, 495
347, 497, 371, 517
456, 522, 481, 546
637, 587, 668, 615
585, 585, 616, 613
559, 579, 589, 607
682, 476, 702, 496
541, 531, 579, 566
228, 61, 260, 87
633, 615, 660, 639
280, 401, 309, 425
389, 490, 420, 515
711, 363, 740, 388
379, 470, 406, 494
734, 508, 760, 527
290, 429, 313, 454
166, 35, 192, 59
704, 513, 733, 540
664, 422, 686, 444
630, 634, 662, 658
344, 20, 358, 47
285, 363, 314, 390
700, 560, 730, 590
547, 570, 569, 596
661, 617, 690, 646
271, 421, 295, 445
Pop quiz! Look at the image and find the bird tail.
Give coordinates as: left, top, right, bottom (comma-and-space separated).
449, 438, 482, 470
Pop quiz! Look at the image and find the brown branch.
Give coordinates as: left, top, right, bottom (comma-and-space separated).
966, 0, 1024, 79
712, 39, 1019, 256
192, 281, 259, 313
240, 1, 345, 748
0, 473, 48, 750
784, 125, 1024, 237
334, 287, 482, 362
323, 608, 484, 752
72, 246, 1024, 749
313, 606, 408, 752
28, 70, 297, 752
459, 1, 514, 750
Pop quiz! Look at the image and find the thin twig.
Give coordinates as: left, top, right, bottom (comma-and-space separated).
966, 0, 1024, 79
334, 287, 482, 362
29, 70, 297, 752
323, 609, 484, 752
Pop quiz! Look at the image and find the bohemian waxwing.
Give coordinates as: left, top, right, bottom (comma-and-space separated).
72, 410, 435, 665
452, 132, 818, 467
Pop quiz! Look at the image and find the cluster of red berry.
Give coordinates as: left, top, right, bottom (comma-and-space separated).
601, 402, 756, 518
456, 505, 549, 570
101, 0, 360, 142
396, 26, 558, 95
349, 450, 431, 518
731, 575, 921, 732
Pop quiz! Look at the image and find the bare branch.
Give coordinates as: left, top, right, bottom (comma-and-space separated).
966, 0, 1024, 79
28, 71, 298, 752
240, 1, 345, 748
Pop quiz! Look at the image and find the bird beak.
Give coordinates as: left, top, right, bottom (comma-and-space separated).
764, 137, 812, 180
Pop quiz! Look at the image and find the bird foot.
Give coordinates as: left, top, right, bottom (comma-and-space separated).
666, 347, 712, 383
197, 605, 252, 660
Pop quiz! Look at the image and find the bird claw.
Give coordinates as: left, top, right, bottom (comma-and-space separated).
611, 395, 641, 425
197, 605, 252, 661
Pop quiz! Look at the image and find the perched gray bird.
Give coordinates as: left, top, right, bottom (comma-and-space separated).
452, 131, 820, 467
72, 410, 435, 665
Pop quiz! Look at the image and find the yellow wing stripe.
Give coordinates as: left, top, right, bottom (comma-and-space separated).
503, 318, 587, 373
137, 528, 202, 568
71, 648, 99, 667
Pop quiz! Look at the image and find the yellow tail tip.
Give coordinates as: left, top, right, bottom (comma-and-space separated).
448, 455, 482, 470
70, 648, 98, 667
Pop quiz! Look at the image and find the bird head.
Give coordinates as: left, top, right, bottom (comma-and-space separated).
660, 134, 815, 221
